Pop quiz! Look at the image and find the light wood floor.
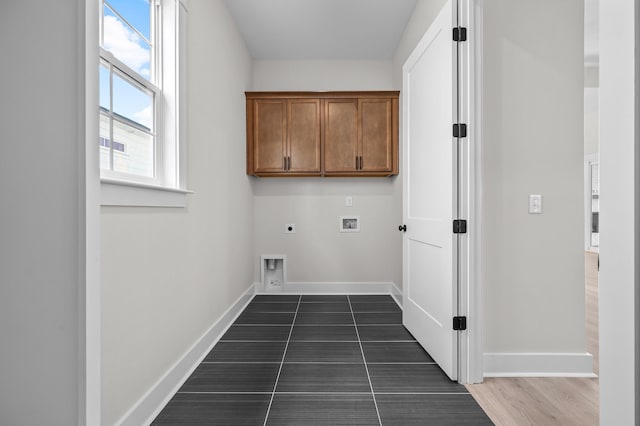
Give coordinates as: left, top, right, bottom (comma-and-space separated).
466, 252, 599, 425
585, 251, 599, 375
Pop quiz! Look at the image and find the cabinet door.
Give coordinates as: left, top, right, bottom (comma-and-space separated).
324, 99, 358, 173
288, 99, 321, 174
359, 98, 393, 173
253, 100, 287, 173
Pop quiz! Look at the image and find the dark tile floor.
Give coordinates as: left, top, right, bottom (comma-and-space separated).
152, 294, 493, 425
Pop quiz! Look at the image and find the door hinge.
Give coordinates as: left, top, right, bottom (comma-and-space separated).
453, 27, 467, 42
453, 219, 467, 234
453, 123, 467, 138
453, 316, 467, 331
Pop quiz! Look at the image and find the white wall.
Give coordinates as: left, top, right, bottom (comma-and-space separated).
392, 0, 447, 86
599, 0, 638, 423
254, 60, 393, 91
584, 67, 599, 156
100, 1, 254, 424
253, 178, 400, 285
584, 89, 599, 156
0, 1, 87, 424
481, 0, 586, 355
584, 102, 599, 158
394, 0, 587, 371
252, 60, 403, 289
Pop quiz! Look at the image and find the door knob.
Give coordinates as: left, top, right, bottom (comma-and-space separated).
398, 224, 407, 232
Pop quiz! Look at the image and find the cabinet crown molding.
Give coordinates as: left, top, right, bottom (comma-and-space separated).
246, 91, 400, 99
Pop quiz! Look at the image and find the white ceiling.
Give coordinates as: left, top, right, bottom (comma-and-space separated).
223, 0, 417, 60
225, 0, 598, 64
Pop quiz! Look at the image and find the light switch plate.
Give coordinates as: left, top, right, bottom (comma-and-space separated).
345, 196, 353, 207
529, 194, 543, 214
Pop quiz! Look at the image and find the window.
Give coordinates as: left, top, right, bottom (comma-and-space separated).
99, 0, 188, 204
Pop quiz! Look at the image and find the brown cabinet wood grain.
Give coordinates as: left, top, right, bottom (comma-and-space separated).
247, 97, 321, 176
288, 99, 321, 174
324, 99, 358, 174
359, 98, 394, 173
246, 91, 398, 177
252, 99, 287, 174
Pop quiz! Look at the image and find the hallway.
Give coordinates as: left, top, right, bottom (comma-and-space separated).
466, 252, 600, 425
152, 295, 491, 425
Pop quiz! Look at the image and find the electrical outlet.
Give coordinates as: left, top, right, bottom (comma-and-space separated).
285, 223, 296, 233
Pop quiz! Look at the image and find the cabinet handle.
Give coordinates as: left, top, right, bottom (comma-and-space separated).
284, 157, 288, 171
288, 156, 292, 170
355, 156, 359, 170
360, 156, 363, 170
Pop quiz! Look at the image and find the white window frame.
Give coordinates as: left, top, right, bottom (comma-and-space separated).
99, 0, 190, 207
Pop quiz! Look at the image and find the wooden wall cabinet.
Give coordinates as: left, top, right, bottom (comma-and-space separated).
246, 91, 398, 177
247, 97, 321, 176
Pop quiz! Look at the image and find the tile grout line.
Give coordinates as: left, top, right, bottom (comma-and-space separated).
233, 324, 404, 327
177, 391, 470, 395
199, 361, 372, 364
348, 295, 383, 426
262, 295, 301, 426
219, 361, 364, 364
159, 296, 483, 423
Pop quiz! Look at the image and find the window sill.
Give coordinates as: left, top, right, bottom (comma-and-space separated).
101, 178, 193, 208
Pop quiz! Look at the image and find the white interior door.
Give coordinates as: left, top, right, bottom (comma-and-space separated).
402, 0, 459, 381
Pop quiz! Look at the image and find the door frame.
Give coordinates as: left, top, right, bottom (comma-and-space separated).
410, 0, 482, 384
460, 0, 483, 385
400, 0, 482, 384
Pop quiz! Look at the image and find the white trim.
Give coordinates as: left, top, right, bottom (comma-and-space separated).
177, 0, 188, 190
390, 282, 403, 307
117, 283, 402, 425
464, 0, 484, 385
457, 0, 471, 385
598, 2, 639, 423
81, 0, 101, 423
483, 352, 596, 378
99, 0, 189, 200
99, 0, 165, 189
101, 179, 192, 207
255, 281, 401, 296
117, 285, 255, 426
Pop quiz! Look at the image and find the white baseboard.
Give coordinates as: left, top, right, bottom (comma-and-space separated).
117, 285, 256, 426
483, 352, 596, 377
390, 282, 403, 307
254, 281, 401, 296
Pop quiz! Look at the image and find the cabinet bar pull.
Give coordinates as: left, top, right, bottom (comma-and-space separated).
288, 156, 291, 170
356, 156, 359, 170
360, 156, 363, 170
